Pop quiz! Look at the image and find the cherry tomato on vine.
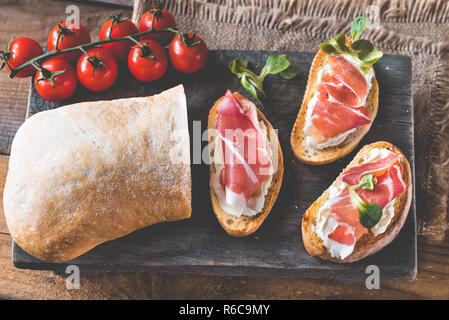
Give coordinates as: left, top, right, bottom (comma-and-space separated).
76, 48, 118, 92
169, 33, 208, 73
138, 9, 177, 46
99, 14, 138, 61
47, 22, 91, 63
1, 37, 44, 78
128, 40, 168, 82
34, 59, 77, 102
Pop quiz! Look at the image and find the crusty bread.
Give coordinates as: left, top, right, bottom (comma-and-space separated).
302, 141, 412, 263
208, 96, 284, 237
290, 46, 379, 165
3, 85, 192, 262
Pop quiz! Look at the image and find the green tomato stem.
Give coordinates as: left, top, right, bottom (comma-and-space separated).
7, 26, 179, 79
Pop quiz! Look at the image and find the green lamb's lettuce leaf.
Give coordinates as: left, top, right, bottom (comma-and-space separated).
229, 58, 249, 78
279, 64, 299, 80
241, 73, 262, 106
262, 54, 291, 76
348, 174, 381, 229
320, 16, 383, 73
351, 16, 367, 42
320, 33, 349, 55
351, 174, 375, 191
351, 39, 374, 53
228, 53, 299, 107
349, 187, 382, 229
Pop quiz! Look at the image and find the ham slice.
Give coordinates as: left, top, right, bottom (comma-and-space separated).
305, 54, 371, 142
310, 99, 370, 138
340, 153, 400, 185
321, 73, 361, 107
326, 55, 367, 100
327, 189, 366, 245
326, 152, 406, 246
215, 91, 271, 210
357, 164, 406, 208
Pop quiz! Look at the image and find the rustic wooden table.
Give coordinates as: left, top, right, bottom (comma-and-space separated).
0, 0, 448, 299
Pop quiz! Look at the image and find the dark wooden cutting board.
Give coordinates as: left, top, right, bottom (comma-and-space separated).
13, 50, 416, 282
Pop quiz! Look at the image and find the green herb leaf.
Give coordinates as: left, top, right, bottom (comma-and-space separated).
351, 39, 374, 53
351, 174, 375, 191
241, 73, 262, 106
229, 58, 249, 78
335, 33, 349, 52
349, 187, 382, 229
319, 42, 340, 55
228, 54, 298, 107
351, 16, 367, 42
358, 202, 383, 229
358, 45, 383, 65
319, 33, 349, 55
319, 16, 383, 73
280, 63, 299, 79
262, 54, 290, 76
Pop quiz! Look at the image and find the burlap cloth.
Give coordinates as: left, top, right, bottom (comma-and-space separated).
136, 0, 449, 240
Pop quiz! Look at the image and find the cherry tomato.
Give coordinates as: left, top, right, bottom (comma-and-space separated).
169, 33, 208, 73
34, 59, 77, 102
76, 48, 118, 92
128, 40, 168, 82
2, 37, 44, 78
99, 15, 138, 61
138, 9, 177, 46
47, 22, 91, 63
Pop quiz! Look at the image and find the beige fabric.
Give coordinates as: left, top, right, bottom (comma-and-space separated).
137, 0, 449, 240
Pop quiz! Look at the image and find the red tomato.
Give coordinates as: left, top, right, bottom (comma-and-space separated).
76, 48, 118, 92
99, 15, 138, 61
128, 40, 168, 82
47, 22, 91, 63
138, 9, 177, 46
2, 37, 44, 78
34, 59, 77, 102
169, 33, 208, 73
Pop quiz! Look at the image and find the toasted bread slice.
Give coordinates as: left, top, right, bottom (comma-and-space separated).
302, 141, 412, 262
208, 96, 284, 237
290, 47, 379, 165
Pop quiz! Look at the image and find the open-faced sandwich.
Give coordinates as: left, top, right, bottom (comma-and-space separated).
208, 90, 284, 237
302, 141, 412, 262
291, 17, 383, 165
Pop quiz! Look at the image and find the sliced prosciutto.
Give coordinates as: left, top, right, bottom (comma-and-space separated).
215, 90, 271, 209
340, 153, 401, 185
327, 189, 366, 246
321, 73, 361, 107
326, 152, 405, 246
326, 55, 367, 101
356, 164, 406, 208
310, 99, 370, 139
305, 54, 371, 142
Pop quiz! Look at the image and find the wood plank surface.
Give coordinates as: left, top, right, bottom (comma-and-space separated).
14, 50, 416, 282
0, 0, 448, 300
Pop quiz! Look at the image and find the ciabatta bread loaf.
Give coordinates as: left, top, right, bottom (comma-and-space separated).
3, 85, 192, 262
